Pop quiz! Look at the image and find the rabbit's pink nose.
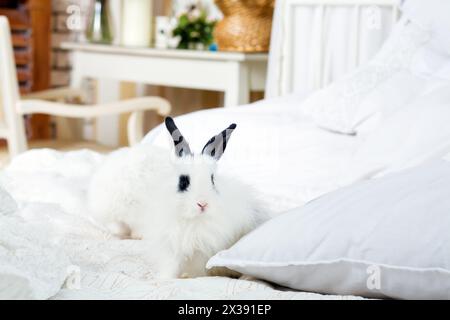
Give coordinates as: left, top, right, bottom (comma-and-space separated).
197, 201, 208, 212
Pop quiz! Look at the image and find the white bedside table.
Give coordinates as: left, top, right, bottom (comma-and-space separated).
62, 42, 268, 107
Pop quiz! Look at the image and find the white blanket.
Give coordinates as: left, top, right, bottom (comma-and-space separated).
0, 177, 362, 299
0, 190, 70, 299
0, 98, 364, 299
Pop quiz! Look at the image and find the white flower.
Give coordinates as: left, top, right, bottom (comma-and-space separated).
188, 8, 201, 20
206, 15, 217, 24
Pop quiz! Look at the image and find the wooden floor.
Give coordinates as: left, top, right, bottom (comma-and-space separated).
0, 140, 115, 168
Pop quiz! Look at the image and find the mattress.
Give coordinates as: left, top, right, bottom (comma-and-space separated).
0, 95, 364, 299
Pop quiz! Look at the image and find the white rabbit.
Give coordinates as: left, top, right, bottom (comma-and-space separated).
88, 117, 268, 279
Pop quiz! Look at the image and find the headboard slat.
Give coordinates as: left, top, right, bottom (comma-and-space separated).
265, 0, 401, 99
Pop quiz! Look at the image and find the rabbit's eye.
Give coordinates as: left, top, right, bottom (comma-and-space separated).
178, 175, 190, 192
211, 174, 215, 186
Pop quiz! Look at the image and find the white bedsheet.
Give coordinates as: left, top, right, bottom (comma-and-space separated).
0, 205, 363, 300
0, 96, 364, 299
0, 168, 362, 299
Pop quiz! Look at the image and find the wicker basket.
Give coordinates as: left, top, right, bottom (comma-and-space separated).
214, 0, 275, 52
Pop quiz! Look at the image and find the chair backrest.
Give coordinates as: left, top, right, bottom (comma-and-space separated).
0, 16, 21, 129
0, 16, 27, 154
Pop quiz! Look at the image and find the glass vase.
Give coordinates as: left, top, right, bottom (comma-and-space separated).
86, 0, 114, 44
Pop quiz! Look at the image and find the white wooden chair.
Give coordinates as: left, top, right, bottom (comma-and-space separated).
0, 16, 171, 157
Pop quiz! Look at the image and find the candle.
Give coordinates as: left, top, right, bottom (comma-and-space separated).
121, 0, 153, 47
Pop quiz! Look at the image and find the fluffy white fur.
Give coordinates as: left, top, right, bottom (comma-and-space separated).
88, 144, 267, 279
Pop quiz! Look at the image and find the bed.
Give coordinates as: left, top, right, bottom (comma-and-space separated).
2, 0, 449, 300
0, 113, 366, 300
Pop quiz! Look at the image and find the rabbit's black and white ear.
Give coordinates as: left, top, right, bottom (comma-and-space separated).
202, 123, 237, 160
165, 117, 193, 157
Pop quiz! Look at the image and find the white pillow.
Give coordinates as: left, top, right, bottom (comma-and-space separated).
402, 0, 450, 81
340, 82, 450, 185
207, 160, 450, 299
400, 0, 450, 54
300, 18, 432, 134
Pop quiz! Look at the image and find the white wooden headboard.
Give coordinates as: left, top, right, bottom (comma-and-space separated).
265, 0, 401, 98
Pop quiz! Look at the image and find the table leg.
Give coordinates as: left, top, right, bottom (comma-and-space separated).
224, 62, 250, 107
96, 79, 121, 147
57, 53, 85, 141
118, 82, 147, 146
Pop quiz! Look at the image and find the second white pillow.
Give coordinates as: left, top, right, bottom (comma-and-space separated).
300, 18, 431, 134
340, 82, 450, 185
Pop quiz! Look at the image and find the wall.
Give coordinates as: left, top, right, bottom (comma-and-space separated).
51, 0, 91, 87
